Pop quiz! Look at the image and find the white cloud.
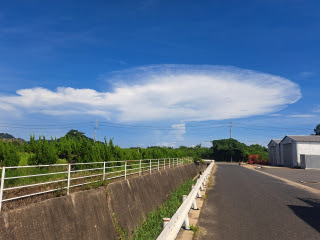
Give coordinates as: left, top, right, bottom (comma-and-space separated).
156, 141, 177, 147
288, 114, 315, 118
170, 123, 186, 141
0, 65, 301, 122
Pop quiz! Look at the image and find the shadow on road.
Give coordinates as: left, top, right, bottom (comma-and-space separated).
288, 198, 320, 233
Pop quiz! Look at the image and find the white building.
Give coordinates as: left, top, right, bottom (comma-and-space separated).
280, 135, 320, 168
268, 140, 281, 166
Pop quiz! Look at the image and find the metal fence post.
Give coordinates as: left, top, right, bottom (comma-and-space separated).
103, 161, 106, 181
158, 159, 160, 171
139, 160, 142, 176
150, 159, 152, 174
67, 164, 71, 195
125, 160, 127, 180
0, 167, 6, 212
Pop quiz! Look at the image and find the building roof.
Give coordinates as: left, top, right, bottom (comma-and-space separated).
284, 135, 320, 142
268, 139, 281, 146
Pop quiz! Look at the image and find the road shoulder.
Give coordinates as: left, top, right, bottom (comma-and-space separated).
241, 164, 320, 196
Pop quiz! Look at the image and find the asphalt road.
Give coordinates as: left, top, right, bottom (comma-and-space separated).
198, 163, 320, 240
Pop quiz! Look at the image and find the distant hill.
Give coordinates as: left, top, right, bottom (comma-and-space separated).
0, 133, 15, 139
0, 130, 98, 145
0, 133, 25, 144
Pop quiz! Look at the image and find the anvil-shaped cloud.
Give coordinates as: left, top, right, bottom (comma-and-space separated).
0, 65, 301, 122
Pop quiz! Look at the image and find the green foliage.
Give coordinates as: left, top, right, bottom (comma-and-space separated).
0, 141, 21, 166
314, 124, 320, 135
211, 138, 268, 162
133, 179, 195, 240
27, 136, 58, 165
113, 214, 129, 240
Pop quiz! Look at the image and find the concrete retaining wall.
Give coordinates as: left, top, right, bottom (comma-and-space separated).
0, 163, 203, 240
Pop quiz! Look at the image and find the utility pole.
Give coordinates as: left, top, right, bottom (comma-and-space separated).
94, 120, 98, 142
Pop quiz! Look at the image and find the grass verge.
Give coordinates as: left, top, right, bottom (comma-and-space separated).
133, 178, 195, 240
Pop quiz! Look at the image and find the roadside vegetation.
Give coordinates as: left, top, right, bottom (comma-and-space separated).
133, 179, 195, 240
211, 138, 268, 162
0, 129, 268, 188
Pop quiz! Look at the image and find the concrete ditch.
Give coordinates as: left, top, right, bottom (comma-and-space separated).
0, 162, 207, 240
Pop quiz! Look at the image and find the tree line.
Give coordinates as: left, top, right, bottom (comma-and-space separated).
0, 129, 212, 167
0, 129, 273, 167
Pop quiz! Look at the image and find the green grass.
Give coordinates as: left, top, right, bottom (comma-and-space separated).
133, 179, 195, 240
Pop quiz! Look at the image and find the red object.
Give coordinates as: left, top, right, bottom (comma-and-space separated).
248, 155, 269, 165
249, 155, 259, 164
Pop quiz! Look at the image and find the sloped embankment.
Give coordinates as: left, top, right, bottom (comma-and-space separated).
0, 162, 207, 240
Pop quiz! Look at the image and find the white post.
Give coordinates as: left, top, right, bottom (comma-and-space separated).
150, 159, 152, 174
158, 159, 160, 171
164, 159, 166, 169
191, 185, 199, 210
0, 167, 6, 212
163, 218, 170, 229
197, 189, 202, 198
169, 158, 171, 168
139, 160, 142, 176
103, 162, 106, 181
67, 164, 71, 195
182, 195, 190, 230
125, 160, 127, 180
192, 199, 198, 210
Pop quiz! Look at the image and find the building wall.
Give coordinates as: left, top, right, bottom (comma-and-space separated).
280, 137, 295, 167
296, 142, 320, 166
268, 143, 281, 165
275, 144, 281, 165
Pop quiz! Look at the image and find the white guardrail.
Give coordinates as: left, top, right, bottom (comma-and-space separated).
157, 160, 215, 240
0, 157, 193, 212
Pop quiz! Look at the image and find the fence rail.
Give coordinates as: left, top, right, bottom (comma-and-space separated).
157, 160, 215, 240
0, 157, 192, 212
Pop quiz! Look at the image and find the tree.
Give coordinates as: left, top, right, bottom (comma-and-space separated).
2, 142, 20, 166
314, 124, 320, 135
28, 136, 58, 165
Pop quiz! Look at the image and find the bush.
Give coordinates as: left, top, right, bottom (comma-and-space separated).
0, 142, 21, 167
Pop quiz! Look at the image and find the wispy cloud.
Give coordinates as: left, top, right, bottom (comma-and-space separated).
0, 65, 301, 123
288, 114, 315, 118
313, 105, 320, 113
299, 71, 315, 78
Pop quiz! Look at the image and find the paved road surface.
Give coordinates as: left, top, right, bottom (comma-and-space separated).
256, 166, 320, 191
198, 163, 320, 240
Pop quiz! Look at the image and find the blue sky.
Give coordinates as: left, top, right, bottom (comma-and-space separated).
0, 0, 319, 147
